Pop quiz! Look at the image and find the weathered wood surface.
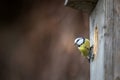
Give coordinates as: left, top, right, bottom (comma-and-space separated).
114, 0, 120, 80
104, 0, 114, 80
90, 0, 120, 80
90, 0, 105, 80
64, 0, 98, 13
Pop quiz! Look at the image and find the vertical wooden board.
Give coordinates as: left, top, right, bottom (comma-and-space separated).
114, 0, 120, 80
90, 0, 105, 80
104, 0, 114, 80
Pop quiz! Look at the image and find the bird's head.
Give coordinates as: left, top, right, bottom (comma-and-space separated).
74, 37, 85, 47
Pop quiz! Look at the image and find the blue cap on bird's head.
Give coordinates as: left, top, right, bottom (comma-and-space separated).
74, 37, 85, 47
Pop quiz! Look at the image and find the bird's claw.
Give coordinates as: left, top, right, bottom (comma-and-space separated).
89, 45, 94, 63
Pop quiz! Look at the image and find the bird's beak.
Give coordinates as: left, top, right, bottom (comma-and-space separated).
74, 43, 77, 47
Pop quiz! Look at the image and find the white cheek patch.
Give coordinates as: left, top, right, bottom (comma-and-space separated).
77, 39, 84, 45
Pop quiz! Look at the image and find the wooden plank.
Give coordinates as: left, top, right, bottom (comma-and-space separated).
90, 0, 105, 80
113, 0, 120, 80
90, 0, 114, 80
104, 0, 114, 80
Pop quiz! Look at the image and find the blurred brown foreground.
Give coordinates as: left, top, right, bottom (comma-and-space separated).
0, 0, 89, 80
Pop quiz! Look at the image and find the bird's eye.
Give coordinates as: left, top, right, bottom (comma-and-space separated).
76, 39, 80, 43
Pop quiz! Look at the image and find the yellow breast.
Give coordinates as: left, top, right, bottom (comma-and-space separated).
78, 39, 90, 57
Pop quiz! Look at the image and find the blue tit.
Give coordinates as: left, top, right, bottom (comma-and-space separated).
74, 37, 93, 62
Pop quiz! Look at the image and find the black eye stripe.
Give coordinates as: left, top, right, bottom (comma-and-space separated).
77, 37, 85, 47
76, 39, 80, 43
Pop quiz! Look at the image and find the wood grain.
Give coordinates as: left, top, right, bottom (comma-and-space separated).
114, 0, 120, 80
90, 0, 105, 80
104, 0, 114, 80
90, 0, 120, 80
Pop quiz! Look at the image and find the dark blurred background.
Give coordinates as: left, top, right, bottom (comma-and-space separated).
0, 0, 89, 80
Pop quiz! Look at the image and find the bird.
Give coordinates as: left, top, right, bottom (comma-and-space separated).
74, 37, 94, 63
